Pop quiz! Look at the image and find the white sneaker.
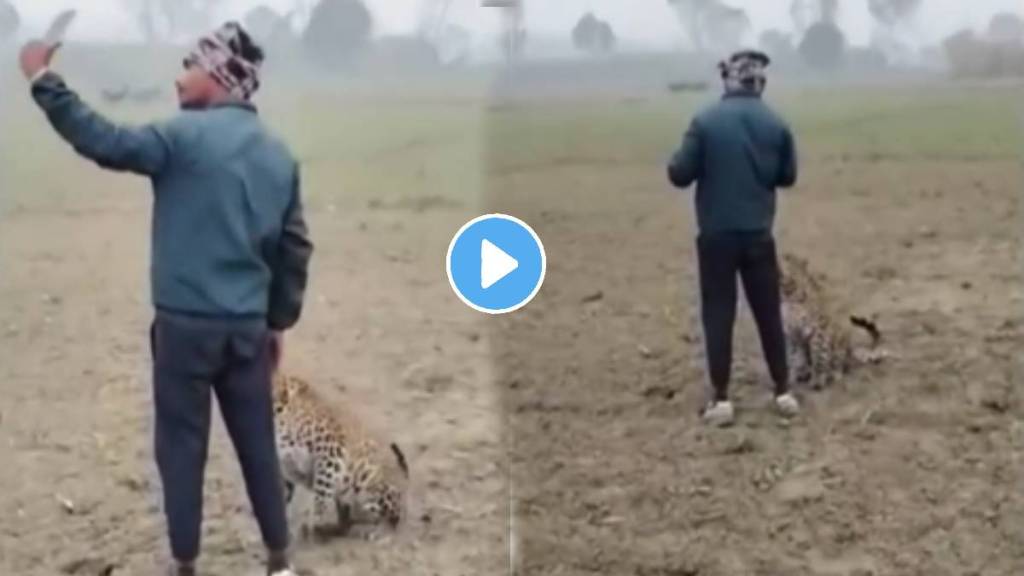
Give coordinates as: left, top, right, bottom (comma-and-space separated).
775, 392, 800, 417
701, 400, 735, 427
269, 569, 297, 576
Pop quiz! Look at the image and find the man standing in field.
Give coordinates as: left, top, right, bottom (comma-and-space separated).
19, 22, 311, 576
667, 49, 799, 427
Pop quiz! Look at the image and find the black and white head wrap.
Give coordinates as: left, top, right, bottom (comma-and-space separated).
718, 49, 770, 95
184, 21, 264, 101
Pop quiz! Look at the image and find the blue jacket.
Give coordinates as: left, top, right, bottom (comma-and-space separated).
31, 71, 312, 330
668, 90, 798, 234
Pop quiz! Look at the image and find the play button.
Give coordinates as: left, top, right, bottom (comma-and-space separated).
481, 239, 518, 289
447, 214, 546, 314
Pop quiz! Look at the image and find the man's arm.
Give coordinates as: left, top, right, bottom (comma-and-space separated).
777, 126, 798, 188
267, 169, 314, 332
30, 71, 172, 176
667, 118, 703, 189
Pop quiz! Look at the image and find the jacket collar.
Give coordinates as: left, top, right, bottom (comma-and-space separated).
722, 88, 762, 100
181, 99, 258, 113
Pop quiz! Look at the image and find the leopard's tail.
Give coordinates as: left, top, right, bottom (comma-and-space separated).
849, 315, 881, 348
391, 443, 409, 478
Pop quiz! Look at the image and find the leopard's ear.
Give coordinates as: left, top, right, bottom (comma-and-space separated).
273, 373, 306, 403
390, 443, 409, 478
272, 372, 288, 400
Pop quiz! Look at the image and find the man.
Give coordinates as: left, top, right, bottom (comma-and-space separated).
20, 22, 311, 576
667, 49, 799, 427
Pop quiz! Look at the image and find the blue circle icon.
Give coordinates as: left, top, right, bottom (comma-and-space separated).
447, 214, 546, 314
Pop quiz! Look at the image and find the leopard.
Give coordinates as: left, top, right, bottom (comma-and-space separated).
271, 372, 409, 540
778, 252, 889, 390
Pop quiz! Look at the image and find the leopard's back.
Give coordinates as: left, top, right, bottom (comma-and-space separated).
779, 253, 883, 388
272, 373, 408, 530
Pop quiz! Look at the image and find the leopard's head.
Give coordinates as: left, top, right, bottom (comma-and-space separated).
272, 373, 310, 409
779, 253, 818, 301
779, 254, 802, 298
361, 481, 405, 528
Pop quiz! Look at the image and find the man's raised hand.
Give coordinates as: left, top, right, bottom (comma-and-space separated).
19, 40, 62, 81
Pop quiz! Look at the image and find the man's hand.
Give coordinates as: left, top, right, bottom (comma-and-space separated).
269, 331, 284, 373
19, 40, 61, 81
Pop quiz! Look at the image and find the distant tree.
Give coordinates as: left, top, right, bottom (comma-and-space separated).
790, 0, 841, 34
943, 28, 1024, 78
571, 15, 593, 53
799, 21, 846, 70
244, 5, 296, 46
988, 12, 1024, 44
119, 0, 225, 43
867, 0, 922, 27
943, 29, 984, 77
0, 0, 19, 41
303, 0, 373, 65
667, 0, 748, 53
572, 13, 616, 56
705, 4, 749, 53
667, 0, 706, 50
789, 0, 811, 37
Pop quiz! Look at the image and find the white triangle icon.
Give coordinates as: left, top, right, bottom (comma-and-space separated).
481, 239, 519, 289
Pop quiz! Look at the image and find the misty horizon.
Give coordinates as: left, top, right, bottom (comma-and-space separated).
5, 0, 1022, 54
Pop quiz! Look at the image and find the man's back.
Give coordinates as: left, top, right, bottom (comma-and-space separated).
152, 103, 300, 320
668, 91, 797, 234
30, 70, 311, 328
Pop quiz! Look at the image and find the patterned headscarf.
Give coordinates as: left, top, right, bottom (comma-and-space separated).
719, 49, 770, 95
184, 22, 263, 101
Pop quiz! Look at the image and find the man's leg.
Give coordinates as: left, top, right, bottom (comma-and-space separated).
696, 233, 741, 403
213, 326, 291, 571
738, 234, 790, 397
151, 316, 220, 566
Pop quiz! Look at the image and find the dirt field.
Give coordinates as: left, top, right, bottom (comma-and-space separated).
1, 59, 1022, 576
490, 80, 1024, 575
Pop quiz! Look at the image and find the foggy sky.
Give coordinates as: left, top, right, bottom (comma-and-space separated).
12, 0, 1024, 49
